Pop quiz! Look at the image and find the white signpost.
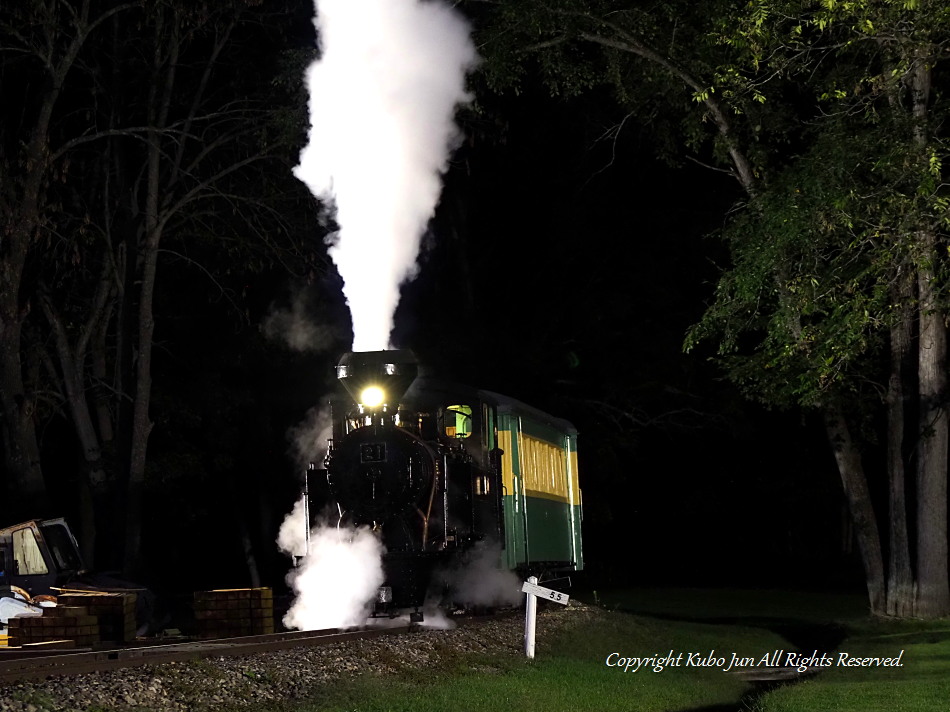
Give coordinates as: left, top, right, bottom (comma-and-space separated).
522, 576, 570, 659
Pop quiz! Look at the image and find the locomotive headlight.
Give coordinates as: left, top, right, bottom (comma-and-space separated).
360, 386, 385, 407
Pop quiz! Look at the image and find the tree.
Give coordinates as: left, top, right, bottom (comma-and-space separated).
466, 0, 950, 616
0, 0, 139, 521
1, 0, 322, 574
690, 0, 950, 618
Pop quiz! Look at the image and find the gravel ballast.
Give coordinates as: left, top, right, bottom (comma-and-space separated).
0, 603, 591, 712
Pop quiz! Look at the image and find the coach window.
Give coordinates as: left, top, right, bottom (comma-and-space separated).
445, 404, 473, 438
13, 527, 48, 576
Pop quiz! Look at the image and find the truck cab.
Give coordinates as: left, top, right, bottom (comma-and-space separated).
0, 541, 10, 589
0, 519, 84, 597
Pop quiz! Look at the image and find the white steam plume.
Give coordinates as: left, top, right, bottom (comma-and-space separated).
365, 602, 456, 630
288, 405, 334, 471
282, 524, 385, 630
279, 406, 385, 629
277, 497, 309, 560
263, 290, 339, 353
294, 0, 478, 351
278, 406, 332, 560
277, 408, 384, 630
441, 542, 523, 608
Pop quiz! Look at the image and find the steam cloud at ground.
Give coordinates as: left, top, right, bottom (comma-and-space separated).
279, 406, 376, 629
280, 523, 385, 630
439, 541, 523, 608
364, 603, 457, 631
293, 0, 478, 351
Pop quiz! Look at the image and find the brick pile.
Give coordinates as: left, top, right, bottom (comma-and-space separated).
56, 591, 137, 643
6, 606, 99, 648
195, 588, 274, 639
193, 588, 274, 639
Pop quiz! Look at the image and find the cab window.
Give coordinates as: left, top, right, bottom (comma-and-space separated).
39, 523, 82, 572
13, 527, 49, 575
445, 404, 473, 438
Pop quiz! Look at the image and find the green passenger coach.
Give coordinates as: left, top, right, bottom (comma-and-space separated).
484, 392, 584, 575
398, 377, 584, 577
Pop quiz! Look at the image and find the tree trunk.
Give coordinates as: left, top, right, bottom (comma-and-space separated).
908, 51, 949, 619
915, 231, 950, 618
0, 68, 65, 521
39, 291, 114, 569
238, 510, 262, 589
0, 224, 46, 518
123, 10, 171, 576
124, 231, 157, 576
77, 478, 96, 566
824, 402, 886, 614
886, 275, 915, 617
0, 309, 47, 518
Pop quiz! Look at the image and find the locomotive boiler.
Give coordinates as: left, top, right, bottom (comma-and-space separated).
307, 349, 583, 619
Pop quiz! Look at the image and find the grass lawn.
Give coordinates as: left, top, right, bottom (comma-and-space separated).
598, 588, 950, 712
757, 616, 950, 712
587, 586, 869, 623
270, 589, 950, 712
284, 602, 792, 712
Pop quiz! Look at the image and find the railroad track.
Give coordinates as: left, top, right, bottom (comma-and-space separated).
0, 624, 412, 684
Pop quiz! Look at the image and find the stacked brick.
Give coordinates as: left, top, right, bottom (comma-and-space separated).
193, 588, 274, 639
6, 606, 99, 649
56, 592, 137, 643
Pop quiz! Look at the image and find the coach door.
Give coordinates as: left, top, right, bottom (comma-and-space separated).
496, 413, 528, 570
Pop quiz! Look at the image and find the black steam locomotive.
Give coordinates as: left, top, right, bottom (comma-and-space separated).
307, 350, 583, 619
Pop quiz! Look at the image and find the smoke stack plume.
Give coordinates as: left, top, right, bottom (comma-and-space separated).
294, 0, 478, 351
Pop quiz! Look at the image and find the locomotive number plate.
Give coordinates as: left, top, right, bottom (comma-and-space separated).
360, 443, 387, 463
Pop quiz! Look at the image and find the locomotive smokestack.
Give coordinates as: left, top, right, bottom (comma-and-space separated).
336, 350, 418, 409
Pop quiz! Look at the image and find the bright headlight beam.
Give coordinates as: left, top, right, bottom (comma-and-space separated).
361, 386, 385, 408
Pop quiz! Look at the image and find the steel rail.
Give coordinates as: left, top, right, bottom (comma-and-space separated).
0, 625, 412, 684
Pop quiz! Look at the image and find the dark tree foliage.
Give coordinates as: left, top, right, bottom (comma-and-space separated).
465, 0, 950, 616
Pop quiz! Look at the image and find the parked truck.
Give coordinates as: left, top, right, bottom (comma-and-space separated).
0, 518, 85, 599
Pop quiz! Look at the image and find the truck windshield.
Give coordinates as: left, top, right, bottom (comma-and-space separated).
13, 527, 48, 575
39, 523, 82, 572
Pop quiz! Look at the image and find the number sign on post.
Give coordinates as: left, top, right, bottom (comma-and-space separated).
522, 576, 570, 659
521, 581, 570, 605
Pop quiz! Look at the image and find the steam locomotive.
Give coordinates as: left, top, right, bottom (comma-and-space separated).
306, 350, 583, 619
